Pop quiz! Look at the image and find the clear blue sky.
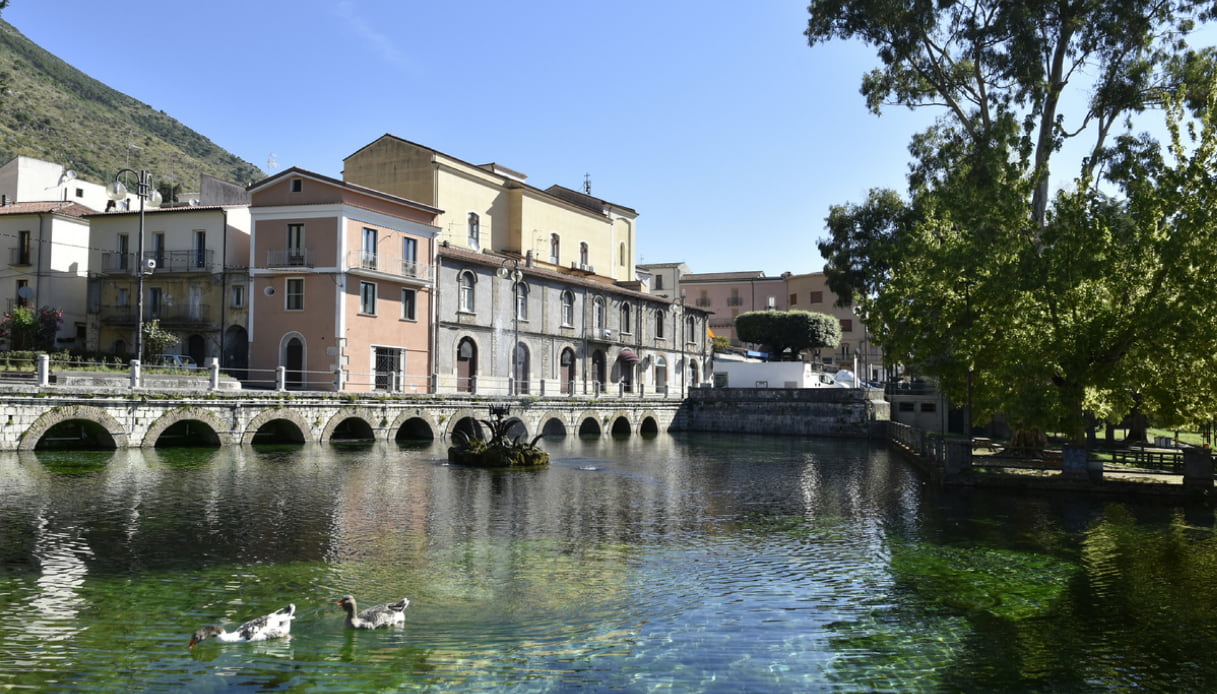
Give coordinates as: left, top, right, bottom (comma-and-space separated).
9, 1, 936, 275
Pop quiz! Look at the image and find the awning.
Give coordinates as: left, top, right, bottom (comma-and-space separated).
618, 348, 640, 363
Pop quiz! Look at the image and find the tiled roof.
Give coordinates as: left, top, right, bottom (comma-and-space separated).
83, 204, 238, 218
0, 201, 97, 218
682, 271, 773, 282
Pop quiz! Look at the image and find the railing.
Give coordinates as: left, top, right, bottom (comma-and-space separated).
266, 248, 313, 268
97, 304, 213, 326
1106, 447, 1184, 475
726, 296, 743, 307
344, 251, 433, 281
101, 250, 217, 273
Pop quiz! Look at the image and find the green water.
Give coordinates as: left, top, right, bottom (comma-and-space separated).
2, 433, 1217, 692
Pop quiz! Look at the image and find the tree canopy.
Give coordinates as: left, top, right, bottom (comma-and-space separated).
734, 310, 841, 360
808, 0, 1217, 440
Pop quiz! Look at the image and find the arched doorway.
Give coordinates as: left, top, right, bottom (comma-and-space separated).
457, 337, 477, 393
186, 334, 205, 367
284, 336, 304, 388
654, 356, 668, 395
690, 359, 700, 387
515, 343, 530, 395
591, 350, 606, 394
560, 347, 576, 394
223, 325, 248, 377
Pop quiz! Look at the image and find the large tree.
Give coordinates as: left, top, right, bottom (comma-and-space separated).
734, 310, 841, 360
808, 0, 1217, 440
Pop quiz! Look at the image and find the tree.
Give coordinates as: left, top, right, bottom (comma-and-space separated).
734, 310, 841, 360
808, 1, 1217, 441
0, 305, 62, 351
141, 319, 177, 360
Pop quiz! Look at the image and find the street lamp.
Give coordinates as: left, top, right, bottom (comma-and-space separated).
679, 291, 686, 398
106, 169, 162, 362
496, 257, 523, 395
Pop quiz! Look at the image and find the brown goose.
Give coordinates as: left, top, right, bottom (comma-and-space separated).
337, 594, 410, 629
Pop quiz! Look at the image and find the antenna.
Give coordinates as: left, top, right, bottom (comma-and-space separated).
583, 173, 592, 195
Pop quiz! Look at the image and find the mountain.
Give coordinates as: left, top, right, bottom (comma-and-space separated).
0, 18, 263, 195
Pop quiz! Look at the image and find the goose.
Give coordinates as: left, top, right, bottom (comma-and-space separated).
337, 594, 409, 629
188, 604, 295, 648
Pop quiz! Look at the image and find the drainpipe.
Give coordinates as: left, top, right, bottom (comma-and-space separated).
219, 208, 228, 369
431, 249, 440, 393
36, 212, 47, 308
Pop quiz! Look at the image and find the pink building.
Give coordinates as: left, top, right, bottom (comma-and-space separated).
247, 169, 439, 392
680, 271, 788, 349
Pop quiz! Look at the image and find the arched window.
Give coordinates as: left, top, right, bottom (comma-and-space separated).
550, 233, 560, 264
579, 242, 589, 266
655, 309, 666, 339
593, 297, 606, 332
686, 315, 696, 342
515, 283, 529, 321
561, 290, 575, 326
620, 303, 632, 334
619, 241, 627, 267
456, 337, 477, 393
655, 356, 668, 393
458, 271, 476, 312
467, 213, 480, 248
514, 343, 530, 395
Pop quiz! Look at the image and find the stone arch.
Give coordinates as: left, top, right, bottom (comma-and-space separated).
610, 415, 632, 436
577, 415, 602, 437
541, 417, 568, 436
142, 407, 231, 447
321, 408, 378, 442
639, 415, 660, 435
241, 407, 316, 445
19, 405, 130, 451
389, 409, 440, 441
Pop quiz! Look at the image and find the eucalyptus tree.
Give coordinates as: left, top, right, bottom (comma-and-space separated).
807, 0, 1217, 440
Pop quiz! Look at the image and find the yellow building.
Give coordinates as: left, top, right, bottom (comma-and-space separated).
343, 135, 637, 284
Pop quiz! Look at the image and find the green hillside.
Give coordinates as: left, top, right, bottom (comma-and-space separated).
0, 18, 263, 193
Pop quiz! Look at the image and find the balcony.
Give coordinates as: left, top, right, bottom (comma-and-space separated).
101, 250, 217, 274
726, 296, 744, 307
266, 248, 313, 268
98, 303, 215, 328
345, 251, 434, 282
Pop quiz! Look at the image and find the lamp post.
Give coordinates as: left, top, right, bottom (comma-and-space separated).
960, 278, 975, 440
106, 169, 161, 362
496, 257, 523, 395
679, 291, 686, 398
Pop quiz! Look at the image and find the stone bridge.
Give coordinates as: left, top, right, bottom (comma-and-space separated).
3, 393, 684, 451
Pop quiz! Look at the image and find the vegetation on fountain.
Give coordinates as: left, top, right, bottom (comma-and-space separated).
447, 405, 549, 467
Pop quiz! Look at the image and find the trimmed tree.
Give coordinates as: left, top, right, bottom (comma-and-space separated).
734, 310, 841, 361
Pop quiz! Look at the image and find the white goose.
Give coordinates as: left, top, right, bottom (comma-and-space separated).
337, 594, 410, 629
188, 604, 296, 648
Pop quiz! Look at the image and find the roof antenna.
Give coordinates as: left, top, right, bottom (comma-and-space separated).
583, 173, 591, 195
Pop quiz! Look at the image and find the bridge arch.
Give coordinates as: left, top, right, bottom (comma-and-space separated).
577, 414, 602, 437
19, 405, 129, 451
142, 407, 231, 447
241, 407, 315, 445
447, 408, 487, 442
322, 408, 378, 442
610, 414, 633, 436
540, 416, 568, 436
389, 409, 439, 441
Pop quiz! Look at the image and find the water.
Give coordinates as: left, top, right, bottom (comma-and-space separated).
2, 433, 1217, 692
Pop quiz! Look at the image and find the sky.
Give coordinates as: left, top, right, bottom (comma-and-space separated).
7, 1, 940, 276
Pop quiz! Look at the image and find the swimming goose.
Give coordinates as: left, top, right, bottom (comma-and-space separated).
337, 594, 409, 629
188, 604, 295, 648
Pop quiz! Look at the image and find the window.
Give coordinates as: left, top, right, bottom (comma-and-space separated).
458, 271, 475, 312
580, 242, 589, 267
290, 178, 302, 193
686, 315, 696, 342
593, 297, 605, 332
287, 224, 305, 265
654, 274, 664, 290
789, 293, 797, 305
194, 230, 206, 268
16, 230, 29, 265
515, 283, 529, 321
117, 233, 129, 270
656, 309, 666, 339
839, 342, 851, 359
841, 318, 853, 332
360, 281, 376, 314
561, 290, 574, 326
74, 187, 83, 198
401, 288, 417, 320
362, 227, 377, 269
286, 278, 304, 310
152, 232, 165, 267
147, 287, 163, 318
231, 285, 245, 308
550, 233, 560, 264
467, 213, 480, 248
620, 303, 632, 334
117, 287, 130, 307
15, 279, 28, 307
619, 242, 626, 267
402, 237, 418, 276
810, 290, 823, 303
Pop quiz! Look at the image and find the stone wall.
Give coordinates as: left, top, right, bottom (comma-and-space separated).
677, 387, 888, 438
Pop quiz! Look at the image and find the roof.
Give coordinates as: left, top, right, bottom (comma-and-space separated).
438, 244, 707, 313
681, 271, 776, 282
0, 201, 96, 218
247, 166, 444, 216
84, 204, 239, 218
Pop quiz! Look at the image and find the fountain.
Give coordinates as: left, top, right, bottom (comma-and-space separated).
447, 404, 550, 467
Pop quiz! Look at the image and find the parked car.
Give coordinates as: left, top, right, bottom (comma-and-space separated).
151, 354, 198, 370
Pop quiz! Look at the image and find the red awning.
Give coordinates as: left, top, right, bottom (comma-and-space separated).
618, 348, 639, 363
